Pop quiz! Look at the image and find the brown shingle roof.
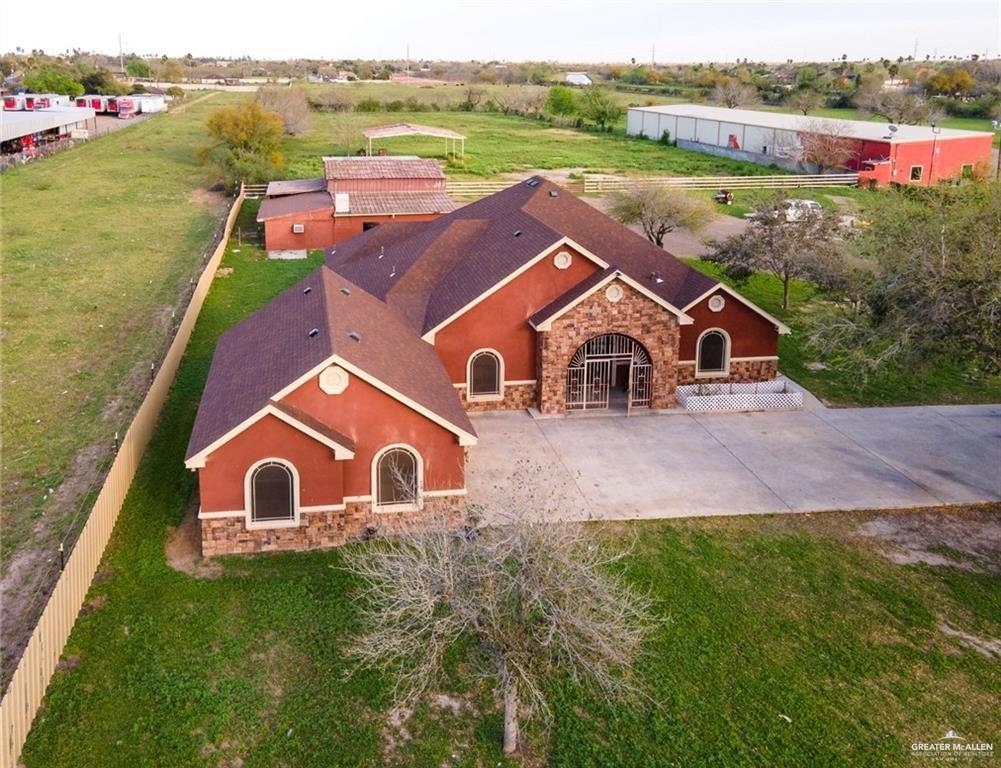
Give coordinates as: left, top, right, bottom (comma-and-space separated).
327, 177, 718, 336
322, 156, 445, 181
337, 190, 456, 216
528, 266, 618, 328
269, 399, 356, 453
266, 178, 326, 196
257, 191, 332, 221
185, 268, 475, 462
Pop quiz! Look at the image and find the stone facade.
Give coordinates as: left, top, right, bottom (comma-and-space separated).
537, 278, 680, 415
455, 381, 537, 412
676, 358, 778, 386
200, 493, 467, 557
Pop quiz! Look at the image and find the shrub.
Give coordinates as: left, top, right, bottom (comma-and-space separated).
355, 97, 383, 112
384, 99, 405, 112
310, 88, 353, 112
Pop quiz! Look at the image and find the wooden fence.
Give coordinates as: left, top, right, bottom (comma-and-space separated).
582, 173, 860, 193
0, 192, 245, 768
241, 183, 268, 199
445, 179, 520, 197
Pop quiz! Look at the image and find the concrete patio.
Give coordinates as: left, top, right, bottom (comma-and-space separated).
466, 404, 1001, 520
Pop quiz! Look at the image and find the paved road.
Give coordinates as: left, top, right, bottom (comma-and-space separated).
467, 404, 1000, 520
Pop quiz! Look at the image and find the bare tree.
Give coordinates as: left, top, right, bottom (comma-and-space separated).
461, 86, 485, 111
711, 79, 759, 108
706, 193, 847, 309
342, 461, 656, 755
798, 119, 859, 172
786, 88, 824, 115
854, 88, 941, 125
609, 185, 714, 247
256, 85, 312, 136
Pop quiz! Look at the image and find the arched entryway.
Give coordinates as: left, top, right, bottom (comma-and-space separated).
566, 333, 652, 412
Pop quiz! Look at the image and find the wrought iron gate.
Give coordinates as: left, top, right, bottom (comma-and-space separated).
566, 334, 652, 411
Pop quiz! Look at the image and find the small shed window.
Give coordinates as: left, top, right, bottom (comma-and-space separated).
251, 462, 295, 522
363, 222, 379, 231
469, 351, 501, 397
697, 330, 729, 375
376, 448, 419, 507
909, 165, 923, 181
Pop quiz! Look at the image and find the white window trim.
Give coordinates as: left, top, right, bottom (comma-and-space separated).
466, 348, 505, 402
371, 443, 424, 514
695, 328, 731, 378
244, 458, 300, 530
909, 164, 924, 181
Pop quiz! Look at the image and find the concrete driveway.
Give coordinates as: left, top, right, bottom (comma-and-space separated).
466, 405, 1001, 520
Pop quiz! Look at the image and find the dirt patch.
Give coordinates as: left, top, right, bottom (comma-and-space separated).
56, 654, 80, 672
165, 500, 222, 579
189, 188, 226, 207
938, 622, 1001, 659
855, 506, 1001, 573
216, 267, 234, 278
80, 593, 107, 616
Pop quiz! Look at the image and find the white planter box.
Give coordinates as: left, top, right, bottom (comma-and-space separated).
677, 380, 803, 412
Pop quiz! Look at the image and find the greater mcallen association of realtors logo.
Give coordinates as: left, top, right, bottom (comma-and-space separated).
912, 730, 994, 759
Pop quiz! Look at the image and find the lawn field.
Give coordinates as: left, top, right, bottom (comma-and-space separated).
19, 213, 1000, 767
0, 93, 243, 643
281, 110, 783, 179
684, 259, 1001, 407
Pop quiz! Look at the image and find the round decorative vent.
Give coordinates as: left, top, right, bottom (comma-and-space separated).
553, 251, 573, 270
319, 365, 350, 395
605, 283, 624, 303
708, 294, 726, 312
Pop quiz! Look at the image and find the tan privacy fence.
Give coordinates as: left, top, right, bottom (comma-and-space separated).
0, 192, 245, 768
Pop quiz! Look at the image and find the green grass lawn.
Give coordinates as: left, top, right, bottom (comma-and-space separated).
684, 259, 1001, 406
281, 110, 784, 179
0, 92, 245, 571
19, 213, 1001, 766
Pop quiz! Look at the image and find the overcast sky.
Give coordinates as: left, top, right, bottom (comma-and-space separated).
1, 1, 998, 63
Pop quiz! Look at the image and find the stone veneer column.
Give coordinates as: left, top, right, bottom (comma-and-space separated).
536, 279, 679, 415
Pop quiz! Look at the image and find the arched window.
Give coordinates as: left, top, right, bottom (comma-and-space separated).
250, 461, 295, 523
697, 330, 729, 375
468, 350, 502, 398
375, 446, 420, 508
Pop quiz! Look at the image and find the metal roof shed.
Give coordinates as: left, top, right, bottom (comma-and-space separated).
361, 122, 465, 159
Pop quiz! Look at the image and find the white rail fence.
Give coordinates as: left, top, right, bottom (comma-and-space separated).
0, 193, 245, 768
583, 173, 859, 193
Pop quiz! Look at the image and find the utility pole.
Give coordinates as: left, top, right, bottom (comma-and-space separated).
118, 33, 124, 73
651, 43, 655, 66
406, 43, 410, 78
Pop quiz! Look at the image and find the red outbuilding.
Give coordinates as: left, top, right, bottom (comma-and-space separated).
626, 105, 994, 186
187, 177, 788, 556
256, 156, 456, 253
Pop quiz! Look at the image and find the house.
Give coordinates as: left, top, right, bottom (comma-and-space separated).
626, 104, 993, 185
256, 156, 456, 253
186, 177, 787, 556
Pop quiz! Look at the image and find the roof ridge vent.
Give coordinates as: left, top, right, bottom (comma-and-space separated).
347, 331, 361, 342
513, 230, 523, 237
303, 286, 312, 295
525, 178, 540, 187
549, 190, 558, 197
378, 246, 385, 259
340, 287, 351, 295
308, 328, 320, 338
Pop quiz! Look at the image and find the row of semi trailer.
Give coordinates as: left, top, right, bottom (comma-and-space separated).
2, 93, 168, 118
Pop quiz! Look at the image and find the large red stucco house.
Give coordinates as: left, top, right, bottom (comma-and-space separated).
186, 177, 789, 556
256, 156, 456, 252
